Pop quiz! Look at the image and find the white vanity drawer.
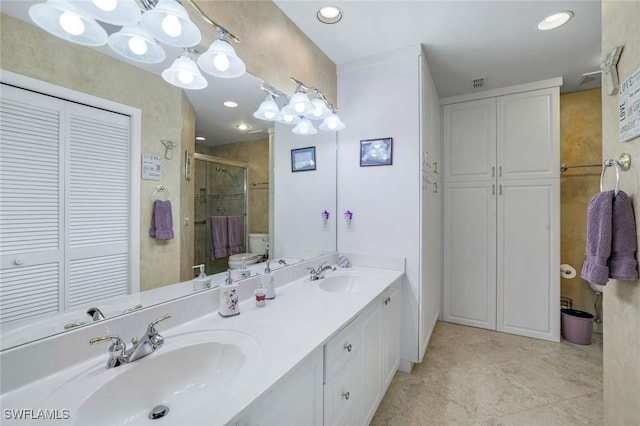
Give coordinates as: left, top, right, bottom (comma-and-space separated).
324, 317, 360, 382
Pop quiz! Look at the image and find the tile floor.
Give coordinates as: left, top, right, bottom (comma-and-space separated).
371, 321, 603, 425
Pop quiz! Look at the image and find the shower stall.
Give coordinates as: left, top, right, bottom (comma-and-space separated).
194, 154, 248, 274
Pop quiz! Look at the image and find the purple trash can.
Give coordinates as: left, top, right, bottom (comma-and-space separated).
561, 309, 594, 345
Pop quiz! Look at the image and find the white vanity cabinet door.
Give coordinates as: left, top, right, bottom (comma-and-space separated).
382, 282, 401, 388
360, 299, 383, 424
237, 349, 323, 426
324, 357, 360, 426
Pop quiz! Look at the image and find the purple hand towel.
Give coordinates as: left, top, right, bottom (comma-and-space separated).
227, 216, 244, 256
210, 216, 228, 259
608, 191, 639, 280
149, 200, 174, 240
581, 190, 614, 286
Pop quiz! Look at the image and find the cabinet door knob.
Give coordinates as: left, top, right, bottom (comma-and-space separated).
499, 166, 502, 177
13, 258, 24, 266
492, 166, 495, 177
432, 161, 438, 174
344, 343, 352, 352
342, 391, 350, 400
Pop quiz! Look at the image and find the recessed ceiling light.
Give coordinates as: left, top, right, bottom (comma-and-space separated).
237, 123, 249, 131
317, 6, 343, 24
224, 101, 238, 108
537, 11, 573, 31
195, 136, 206, 141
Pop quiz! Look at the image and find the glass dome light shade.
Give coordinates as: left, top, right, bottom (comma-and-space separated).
305, 97, 331, 120
140, 0, 201, 47
73, 0, 141, 26
162, 56, 208, 90
276, 107, 301, 125
29, 0, 108, 46
284, 91, 314, 116
108, 24, 165, 63
292, 118, 318, 135
253, 96, 281, 121
319, 113, 346, 131
197, 39, 246, 78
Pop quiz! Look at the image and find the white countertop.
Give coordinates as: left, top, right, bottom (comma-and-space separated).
0, 264, 403, 426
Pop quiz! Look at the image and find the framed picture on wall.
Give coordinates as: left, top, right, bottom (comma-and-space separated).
291, 146, 317, 172
185, 150, 192, 180
360, 137, 393, 167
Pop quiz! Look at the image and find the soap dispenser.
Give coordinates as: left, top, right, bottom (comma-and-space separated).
260, 260, 276, 300
239, 257, 251, 279
219, 270, 240, 317
192, 264, 210, 291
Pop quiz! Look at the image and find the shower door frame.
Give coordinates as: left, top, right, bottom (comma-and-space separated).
194, 153, 249, 270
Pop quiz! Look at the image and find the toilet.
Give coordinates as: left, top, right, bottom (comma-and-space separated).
228, 233, 269, 269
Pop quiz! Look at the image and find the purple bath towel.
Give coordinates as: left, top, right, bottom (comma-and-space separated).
581, 190, 614, 286
210, 216, 228, 259
608, 191, 639, 280
227, 216, 244, 256
149, 200, 174, 240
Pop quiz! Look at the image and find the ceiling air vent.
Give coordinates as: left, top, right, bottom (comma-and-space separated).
472, 77, 486, 89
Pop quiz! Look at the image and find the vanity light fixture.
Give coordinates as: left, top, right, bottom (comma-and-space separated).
224, 101, 239, 108
317, 5, 343, 24
29, 0, 108, 46
306, 90, 332, 120
139, 0, 201, 47
253, 94, 281, 121
292, 118, 318, 135
74, 0, 141, 26
108, 23, 165, 63
197, 30, 246, 78
537, 11, 573, 31
161, 54, 208, 90
277, 109, 302, 125
319, 110, 346, 131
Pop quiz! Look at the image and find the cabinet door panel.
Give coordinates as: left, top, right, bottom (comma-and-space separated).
443, 98, 496, 182
443, 182, 497, 329
384, 284, 401, 387
361, 301, 383, 424
497, 180, 560, 342
497, 88, 559, 180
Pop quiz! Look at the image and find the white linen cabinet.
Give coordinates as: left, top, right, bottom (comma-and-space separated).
442, 81, 561, 342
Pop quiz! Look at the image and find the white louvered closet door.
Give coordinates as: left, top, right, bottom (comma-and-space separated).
0, 84, 131, 324
1, 85, 65, 324
65, 103, 130, 309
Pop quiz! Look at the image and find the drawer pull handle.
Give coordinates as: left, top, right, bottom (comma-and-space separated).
383, 296, 391, 305
344, 343, 352, 352
342, 391, 350, 400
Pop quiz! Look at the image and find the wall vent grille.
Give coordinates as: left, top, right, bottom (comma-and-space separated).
472, 77, 486, 89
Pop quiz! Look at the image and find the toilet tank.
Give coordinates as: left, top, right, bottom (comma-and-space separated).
248, 233, 269, 254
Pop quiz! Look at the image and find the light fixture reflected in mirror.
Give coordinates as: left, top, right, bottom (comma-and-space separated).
284, 91, 314, 116
253, 94, 281, 121
162, 54, 208, 90
74, 0, 141, 26
139, 0, 201, 47
293, 117, 318, 135
197, 31, 246, 79
29, 0, 108, 46
108, 23, 165, 63
319, 111, 346, 131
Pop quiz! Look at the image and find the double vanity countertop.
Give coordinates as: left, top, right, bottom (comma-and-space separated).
0, 255, 404, 425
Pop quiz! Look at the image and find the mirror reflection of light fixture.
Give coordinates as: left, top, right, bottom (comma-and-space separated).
140, 0, 201, 47
292, 118, 318, 135
197, 31, 246, 78
253, 94, 281, 121
284, 91, 314, 116
74, 0, 141, 26
108, 23, 165, 63
305, 91, 331, 120
277, 108, 302, 125
319, 111, 346, 131
29, 0, 109, 46
161, 54, 208, 90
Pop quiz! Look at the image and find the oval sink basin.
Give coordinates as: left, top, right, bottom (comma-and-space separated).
319, 273, 368, 293
44, 329, 261, 426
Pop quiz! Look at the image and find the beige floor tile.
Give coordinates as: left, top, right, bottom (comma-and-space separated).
372, 322, 603, 425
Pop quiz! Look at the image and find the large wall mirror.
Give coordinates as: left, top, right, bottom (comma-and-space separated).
0, 2, 337, 350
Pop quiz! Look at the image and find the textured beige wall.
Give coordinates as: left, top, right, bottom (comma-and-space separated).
559, 89, 602, 320
197, 139, 270, 234
194, 1, 337, 103
0, 13, 188, 291
601, 1, 640, 422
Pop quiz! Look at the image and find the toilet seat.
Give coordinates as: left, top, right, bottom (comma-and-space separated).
228, 253, 262, 269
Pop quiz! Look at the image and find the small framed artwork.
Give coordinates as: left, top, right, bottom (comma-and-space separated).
291, 146, 317, 172
184, 150, 192, 180
360, 137, 393, 167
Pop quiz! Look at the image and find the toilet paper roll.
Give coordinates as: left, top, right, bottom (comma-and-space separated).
560, 264, 577, 279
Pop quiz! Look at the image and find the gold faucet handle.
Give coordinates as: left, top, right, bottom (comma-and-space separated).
89, 335, 126, 351
147, 314, 171, 333
64, 321, 87, 330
